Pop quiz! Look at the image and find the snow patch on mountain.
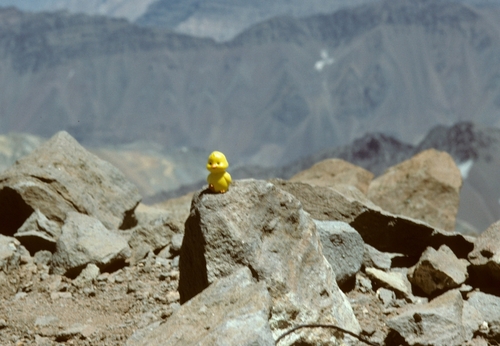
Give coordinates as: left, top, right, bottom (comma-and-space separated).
458, 159, 474, 179
314, 50, 335, 71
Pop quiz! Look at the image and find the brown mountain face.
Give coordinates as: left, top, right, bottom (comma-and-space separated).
1, 1, 500, 169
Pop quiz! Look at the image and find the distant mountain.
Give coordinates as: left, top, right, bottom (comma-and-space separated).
136, 0, 380, 42
4, 0, 496, 43
137, 0, 500, 42
0, 0, 156, 21
1, 0, 500, 169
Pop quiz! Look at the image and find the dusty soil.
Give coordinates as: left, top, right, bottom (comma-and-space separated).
0, 253, 180, 346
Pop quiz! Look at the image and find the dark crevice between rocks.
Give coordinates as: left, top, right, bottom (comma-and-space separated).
428, 232, 474, 259
62, 259, 129, 280
391, 254, 419, 268
247, 264, 260, 282
61, 264, 89, 280
467, 265, 500, 297
289, 341, 315, 346
178, 209, 208, 304
385, 329, 409, 346
16, 235, 56, 256
101, 258, 128, 275
119, 204, 139, 230
29, 175, 56, 185
339, 275, 356, 293
0, 187, 34, 237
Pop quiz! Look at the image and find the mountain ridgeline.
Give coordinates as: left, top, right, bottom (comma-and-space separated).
0, 0, 500, 167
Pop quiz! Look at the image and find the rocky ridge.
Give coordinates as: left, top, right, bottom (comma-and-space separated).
1, 131, 500, 345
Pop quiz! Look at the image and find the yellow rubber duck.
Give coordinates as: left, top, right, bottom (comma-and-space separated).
206, 151, 232, 193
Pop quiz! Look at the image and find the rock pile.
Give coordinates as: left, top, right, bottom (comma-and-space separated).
0, 135, 499, 346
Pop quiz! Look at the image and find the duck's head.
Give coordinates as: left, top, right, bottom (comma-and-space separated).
207, 151, 229, 173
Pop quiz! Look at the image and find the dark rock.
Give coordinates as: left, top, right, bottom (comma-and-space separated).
408, 245, 469, 296
315, 220, 364, 287
179, 179, 360, 339
387, 290, 466, 346
126, 267, 275, 346
0, 131, 141, 235
367, 149, 462, 232
51, 212, 131, 277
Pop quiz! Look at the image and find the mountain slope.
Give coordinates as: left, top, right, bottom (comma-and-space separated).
1, 0, 500, 167
136, 0, 380, 42
0, 0, 156, 21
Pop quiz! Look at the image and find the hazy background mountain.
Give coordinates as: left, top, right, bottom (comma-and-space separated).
1, 0, 499, 42
0, 0, 156, 21
135, 0, 381, 42
1, 0, 500, 169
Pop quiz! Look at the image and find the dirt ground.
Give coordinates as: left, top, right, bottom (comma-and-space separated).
0, 252, 181, 346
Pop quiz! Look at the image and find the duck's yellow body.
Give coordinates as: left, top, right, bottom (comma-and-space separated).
206, 151, 232, 193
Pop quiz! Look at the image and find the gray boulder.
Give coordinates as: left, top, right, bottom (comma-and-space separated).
126, 267, 274, 346
387, 290, 466, 346
127, 214, 181, 265
463, 300, 484, 341
0, 234, 24, 272
51, 212, 131, 277
14, 209, 61, 253
408, 245, 469, 296
314, 220, 364, 287
0, 131, 141, 236
179, 179, 360, 340
468, 220, 500, 292
467, 291, 500, 342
